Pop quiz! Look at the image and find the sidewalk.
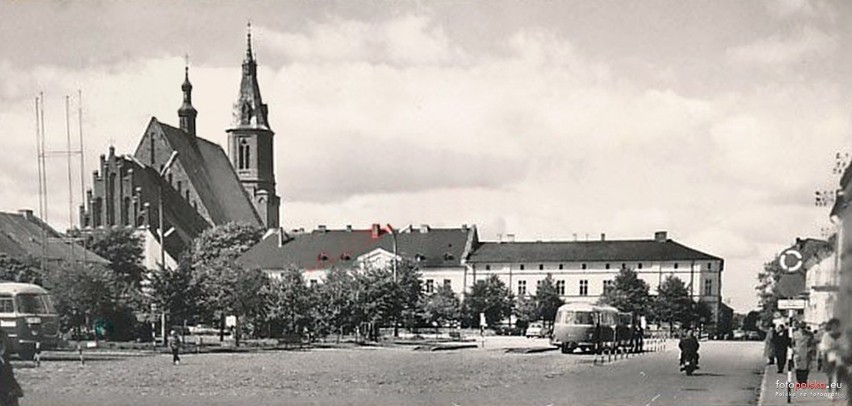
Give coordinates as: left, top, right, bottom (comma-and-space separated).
760, 365, 846, 405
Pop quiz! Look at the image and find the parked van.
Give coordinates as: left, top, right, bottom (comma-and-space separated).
550, 302, 627, 354
0, 282, 60, 359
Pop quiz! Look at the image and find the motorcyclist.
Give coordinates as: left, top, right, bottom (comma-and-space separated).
679, 329, 700, 370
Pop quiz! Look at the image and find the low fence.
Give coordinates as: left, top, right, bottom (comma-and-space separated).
592, 336, 671, 365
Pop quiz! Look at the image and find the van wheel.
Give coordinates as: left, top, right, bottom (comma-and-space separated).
561, 343, 570, 354
18, 345, 35, 361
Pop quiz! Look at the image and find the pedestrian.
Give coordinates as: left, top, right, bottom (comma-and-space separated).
791, 321, 816, 384
764, 324, 776, 365
772, 324, 791, 373
819, 318, 848, 391
0, 329, 23, 406
169, 330, 181, 366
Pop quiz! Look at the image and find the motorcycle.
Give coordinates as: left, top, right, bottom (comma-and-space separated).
681, 352, 698, 376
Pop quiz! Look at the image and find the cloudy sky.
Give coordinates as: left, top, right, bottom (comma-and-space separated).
1, 0, 850, 312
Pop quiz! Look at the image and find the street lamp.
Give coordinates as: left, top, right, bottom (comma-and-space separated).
158, 151, 179, 345
387, 224, 399, 338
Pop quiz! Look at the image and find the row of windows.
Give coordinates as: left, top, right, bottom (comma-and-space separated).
515, 278, 714, 297
484, 262, 715, 271
424, 279, 453, 294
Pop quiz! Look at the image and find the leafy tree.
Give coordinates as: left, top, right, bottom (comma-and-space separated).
756, 260, 783, 327
598, 268, 651, 316
267, 268, 313, 337
86, 228, 146, 285
534, 274, 564, 325
421, 284, 461, 328
146, 258, 204, 328
653, 275, 694, 331
0, 254, 43, 284
188, 222, 264, 268
514, 295, 539, 330
462, 275, 514, 328
315, 268, 360, 341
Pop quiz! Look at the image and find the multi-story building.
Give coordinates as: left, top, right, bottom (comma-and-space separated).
465, 231, 724, 330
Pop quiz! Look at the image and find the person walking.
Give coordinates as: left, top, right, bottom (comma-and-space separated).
764, 324, 776, 365
772, 324, 791, 373
0, 330, 23, 406
819, 318, 848, 391
169, 330, 182, 366
791, 321, 816, 384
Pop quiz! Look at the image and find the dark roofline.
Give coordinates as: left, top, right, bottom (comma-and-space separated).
467, 238, 722, 263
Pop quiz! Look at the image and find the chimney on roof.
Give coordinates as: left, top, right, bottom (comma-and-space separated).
346, 225, 352, 232
461, 224, 468, 230
18, 209, 33, 220
506, 234, 515, 243
655, 231, 667, 243
419, 224, 430, 233
317, 225, 327, 232
601, 233, 606, 241
371, 223, 381, 239
278, 229, 287, 247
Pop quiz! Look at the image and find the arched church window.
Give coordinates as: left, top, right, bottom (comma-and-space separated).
238, 138, 250, 170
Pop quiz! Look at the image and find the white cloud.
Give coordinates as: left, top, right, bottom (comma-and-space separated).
726, 26, 836, 67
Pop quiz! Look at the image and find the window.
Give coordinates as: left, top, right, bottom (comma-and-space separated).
177, 181, 182, 193
603, 280, 614, 292
15, 294, 47, 314
520, 264, 525, 270
425, 279, 434, 294
485, 265, 491, 271
579, 280, 588, 296
518, 280, 527, 296
0, 295, 13, 313
559, 264, 564, 270
567, 311, 594, 325
539, 264, 544, 270
556, 280, 565, 295
185, 190, 190, 200
605, 263, 610, 270
704, 279, 712, 296
674, 263, 679, 269
638, 263, 643, 269
238, 138, 251, 170
168, 173, 173, 185
443, 279, 452, 289
581, 263, 587, 270
707, 262, 712, 270
621, 263, 626, 269
310, 280, 318, 288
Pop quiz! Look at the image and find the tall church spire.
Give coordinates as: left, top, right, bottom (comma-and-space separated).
178, 60, 198, 136
227, 24, 280, 229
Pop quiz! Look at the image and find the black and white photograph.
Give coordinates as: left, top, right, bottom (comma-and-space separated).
0, 1, 851, 405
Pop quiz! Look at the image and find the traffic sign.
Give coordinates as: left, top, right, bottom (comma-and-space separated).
779, 249, 803, 272
778, 299, 806, 310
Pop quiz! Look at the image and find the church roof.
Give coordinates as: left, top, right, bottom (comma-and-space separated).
144, 118, 262, 227
467, 239, 722, 264
0, 211, 109, 265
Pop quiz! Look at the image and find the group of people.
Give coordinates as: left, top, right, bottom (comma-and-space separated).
764, 317, 848, 387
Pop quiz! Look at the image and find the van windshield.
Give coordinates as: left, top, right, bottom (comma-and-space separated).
565, 311, 594, 325
15, 294, 54, 314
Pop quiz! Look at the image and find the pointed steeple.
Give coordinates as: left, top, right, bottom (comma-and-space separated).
178, 60, 198, 136
231, 22, 270, 131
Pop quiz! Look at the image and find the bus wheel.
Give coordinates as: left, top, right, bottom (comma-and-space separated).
18, 345, 36, 361
561, 343, 571, 354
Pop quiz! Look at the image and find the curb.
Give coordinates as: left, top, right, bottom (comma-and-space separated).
504, 347, 558, 354
413, 344, 479, 351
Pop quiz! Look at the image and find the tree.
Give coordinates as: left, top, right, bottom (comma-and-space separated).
756, 260, 784, 327
315, 268, 360, 341
598, 268, 651, 316
421, 284, 460, 329
462, 275, 514, 328
534, 274, 564, 325
653, 275, 694, 331
86, 228, 146, 285
146, 258, 204, 328
186, 222, 265, 342
514, 295, 539, 330
0, 254, 43, 284
267, 268, 313, 337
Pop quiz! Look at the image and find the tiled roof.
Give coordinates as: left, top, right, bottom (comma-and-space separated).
467, 239, 721, 263
0, 211, 109, 264
150, 119, 261, 227
237, 228, 385, 271
372, 227, 475, 268
237, 225, 478, 271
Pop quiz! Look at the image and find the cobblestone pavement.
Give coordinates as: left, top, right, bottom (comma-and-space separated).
12, 339, 761, 406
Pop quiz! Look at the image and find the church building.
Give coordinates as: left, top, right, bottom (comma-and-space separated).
78, 28, 280, 268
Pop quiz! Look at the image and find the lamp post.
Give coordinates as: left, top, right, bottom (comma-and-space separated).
388, 224, 399, 338
157, 151, 179, 345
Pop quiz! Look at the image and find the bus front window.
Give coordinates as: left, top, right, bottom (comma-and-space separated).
15, 294, 47, 314
573, 311, 594, 325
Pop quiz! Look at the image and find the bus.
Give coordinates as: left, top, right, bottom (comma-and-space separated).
0, 282, 60, 359
550, 302, 632, 354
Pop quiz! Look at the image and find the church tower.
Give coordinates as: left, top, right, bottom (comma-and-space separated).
227, 23, 280, 229
178, 65, 197, 136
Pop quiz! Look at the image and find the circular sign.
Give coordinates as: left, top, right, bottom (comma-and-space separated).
779, 249, 803, 272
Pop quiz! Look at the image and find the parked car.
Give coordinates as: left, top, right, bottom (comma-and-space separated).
732, 329, 746, 340
746, 331, 762, 341
525, 322, 547, 338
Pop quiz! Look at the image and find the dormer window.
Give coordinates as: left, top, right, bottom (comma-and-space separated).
318, 252, 329, 261
415, 254, 427, 262
340, 253, 352, 261
443, 253, 454, 260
